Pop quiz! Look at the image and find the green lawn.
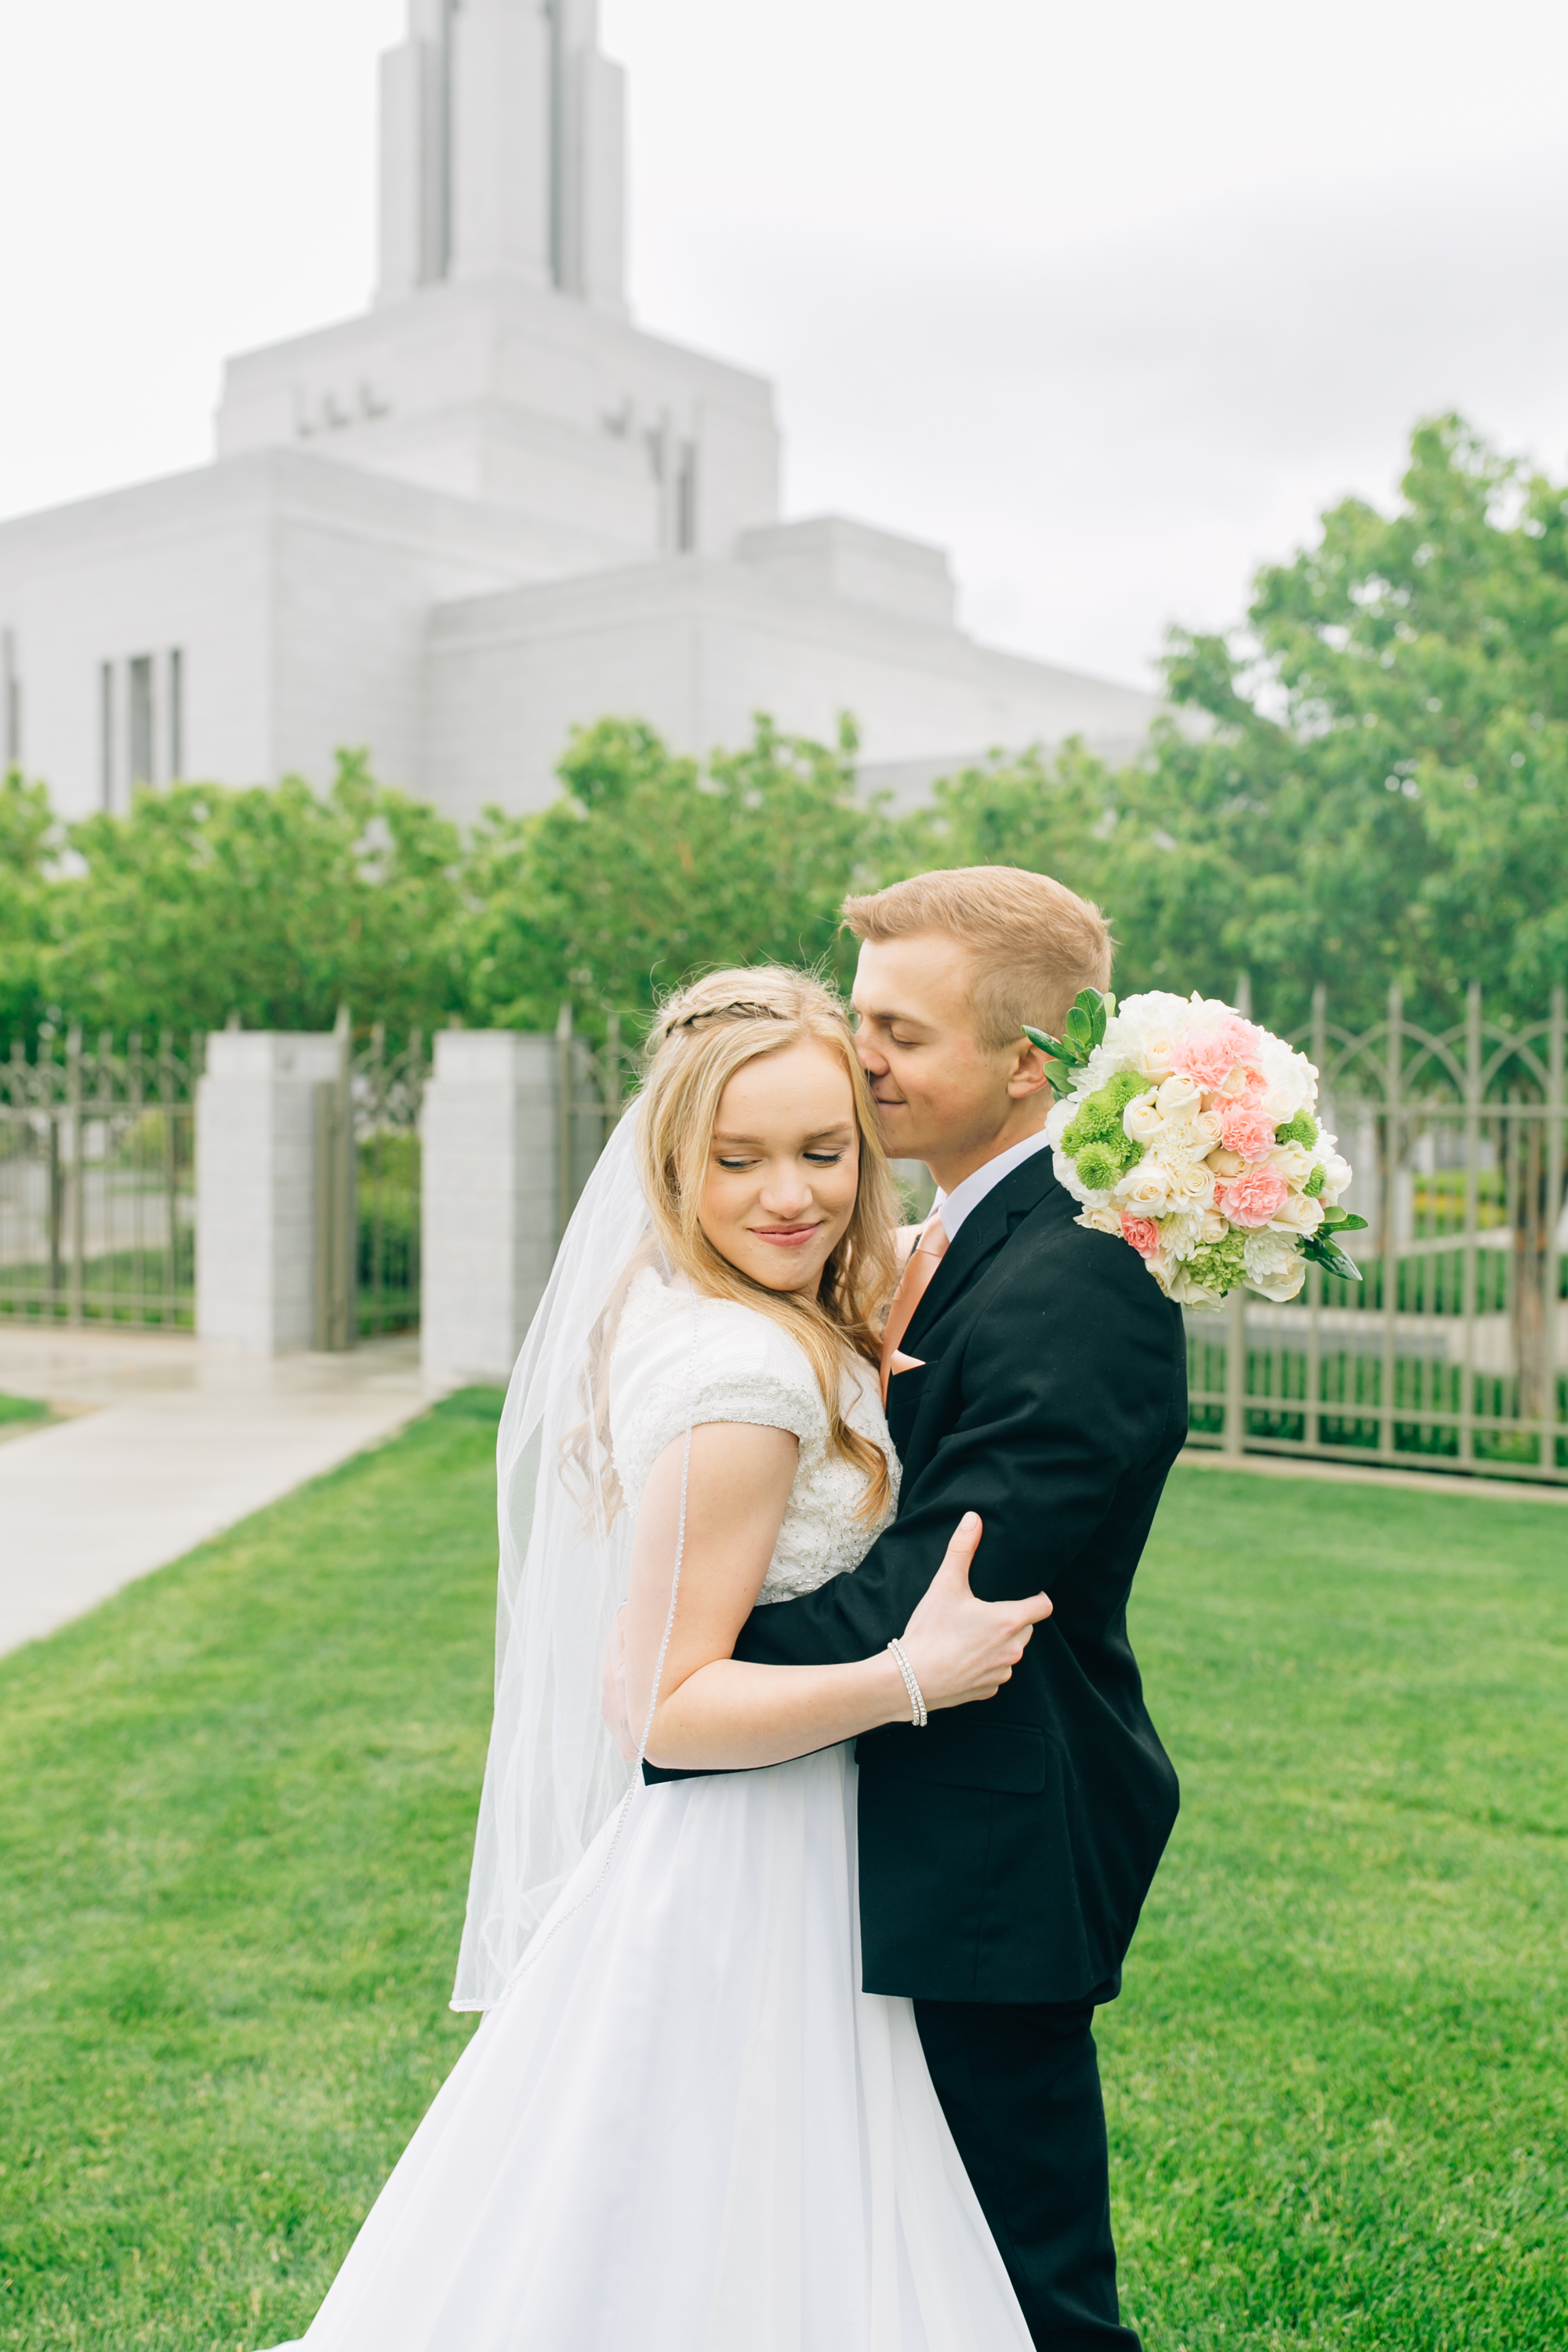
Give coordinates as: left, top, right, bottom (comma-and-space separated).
1, 1404, 1563, 2350
0, 1392, 49, 1429
1107, 1465, 1568, 2350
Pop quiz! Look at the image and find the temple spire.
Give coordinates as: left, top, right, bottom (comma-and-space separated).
377, 0, 625, 313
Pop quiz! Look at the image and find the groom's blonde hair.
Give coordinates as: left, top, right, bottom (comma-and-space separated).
842, 866, 1112, 1047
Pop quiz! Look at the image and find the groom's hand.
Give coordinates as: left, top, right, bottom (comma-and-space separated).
899, 1513, 1052, 1713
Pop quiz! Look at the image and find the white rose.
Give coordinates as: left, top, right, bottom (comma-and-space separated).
1076, 1203, 1125, 1239
1270, 1141, 1313, 1183
1268, 1192, 1324, 1237
1115, 1163, 1179, 1217
1137, 1032, 1178, 1077
1192, 1109, 1224, 1152
1166, 1261, 1227, 1309
1207, 1146, 1245, 1178
1171, 1122, 1220, 1167
1199, 1207, 1229, 1243
1123, 1091, 1164, 1144
1314, 1149, 1352, 1203
1156, 1072, 1203, 1118
1166, 1163, 1217, 1212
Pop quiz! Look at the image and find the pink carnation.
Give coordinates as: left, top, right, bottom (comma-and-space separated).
1218, 1099, 1278, 1163
1216, 1167, 1289, 1228
1172, 1027, 1238, 1091
1218, 1014, 1266, 1062
1120, 1213, 1163, 1261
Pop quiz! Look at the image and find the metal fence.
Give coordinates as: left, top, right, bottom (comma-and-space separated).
1186, 983, 1568, 1484
10, 988, 1559, 1479
0, 1029, 201, 1328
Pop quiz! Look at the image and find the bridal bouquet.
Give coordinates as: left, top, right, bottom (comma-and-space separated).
1026, 990, 1366, 1308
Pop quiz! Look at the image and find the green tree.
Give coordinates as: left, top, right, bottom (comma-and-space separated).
1240, 413, 1568, 1023
0, 769, 59, 1052
902, 417, 1568, 1036
43, 752, 466, 1040
463, 713, 881, 1031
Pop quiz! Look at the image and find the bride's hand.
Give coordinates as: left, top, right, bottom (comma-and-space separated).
898, 1514, 1051, 1711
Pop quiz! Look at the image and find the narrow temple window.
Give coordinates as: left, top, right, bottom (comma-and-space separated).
2, 630, 19, 768
100, 662, 114, 810
129, 654, 154, 786
168, 648, 184, 779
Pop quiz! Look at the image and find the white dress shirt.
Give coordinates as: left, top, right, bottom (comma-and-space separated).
931, 1126, 1054, 1243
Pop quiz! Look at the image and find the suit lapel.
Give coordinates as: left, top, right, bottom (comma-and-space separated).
902, 1147, 1059, 1357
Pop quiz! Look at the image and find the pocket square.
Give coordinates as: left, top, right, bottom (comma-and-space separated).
887, 1350, 926, 1377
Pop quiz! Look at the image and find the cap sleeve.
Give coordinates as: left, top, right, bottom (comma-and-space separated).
609, 1272, 829, 1518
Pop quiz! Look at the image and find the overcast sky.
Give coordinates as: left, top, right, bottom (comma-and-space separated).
2, 0, 1566, 688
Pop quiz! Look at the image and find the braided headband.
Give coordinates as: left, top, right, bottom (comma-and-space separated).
672, 999, 787, 1030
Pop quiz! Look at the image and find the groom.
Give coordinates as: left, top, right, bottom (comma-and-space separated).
733, 866, 1186, 2350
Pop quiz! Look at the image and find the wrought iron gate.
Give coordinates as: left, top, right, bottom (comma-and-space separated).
0, 1029, 199, 1328
1186, 983, 1567, 1483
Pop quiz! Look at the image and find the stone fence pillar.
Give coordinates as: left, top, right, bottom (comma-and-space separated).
420, 1030, 558, 1389
195, 1030, 343, 1352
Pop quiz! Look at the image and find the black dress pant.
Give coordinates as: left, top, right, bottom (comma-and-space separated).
913, 1994, 1139, 2352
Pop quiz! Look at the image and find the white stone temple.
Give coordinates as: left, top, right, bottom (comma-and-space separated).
0, 2, 1159, 824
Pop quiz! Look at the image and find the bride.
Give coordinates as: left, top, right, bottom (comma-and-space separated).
265, 966, 1051, 2350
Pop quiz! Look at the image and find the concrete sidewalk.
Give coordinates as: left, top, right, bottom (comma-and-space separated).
0, 1326, 436, 1657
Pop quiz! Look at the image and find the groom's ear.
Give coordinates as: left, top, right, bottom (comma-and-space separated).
1006, 1035, 1054, 1100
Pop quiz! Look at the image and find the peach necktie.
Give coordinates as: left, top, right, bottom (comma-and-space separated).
879, 1213, 948, 1405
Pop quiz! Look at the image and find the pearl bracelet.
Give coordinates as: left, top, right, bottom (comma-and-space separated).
887, 1638, 928, 1728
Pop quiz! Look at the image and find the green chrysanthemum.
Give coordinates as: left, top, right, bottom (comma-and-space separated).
1303, 1163, 1327, 1199
1074, 1141, 1127, 1193
1062, 1070, 1149, 1165
1275, 1109, 1318, 1149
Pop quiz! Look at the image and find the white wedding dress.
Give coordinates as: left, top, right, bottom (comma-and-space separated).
267, 1269, 1030, 2351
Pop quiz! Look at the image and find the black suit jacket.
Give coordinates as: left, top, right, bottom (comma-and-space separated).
728, 1148, 1187, 2004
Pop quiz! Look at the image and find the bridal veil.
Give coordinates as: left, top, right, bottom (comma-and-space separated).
451, 1105, 695, 2011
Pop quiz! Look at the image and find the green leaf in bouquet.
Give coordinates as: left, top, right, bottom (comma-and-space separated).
1023, 989, 1112, 1099
1301, 1230, 1364, 1283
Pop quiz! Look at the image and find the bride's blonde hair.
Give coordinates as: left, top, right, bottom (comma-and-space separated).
637, 965, 902, 1520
